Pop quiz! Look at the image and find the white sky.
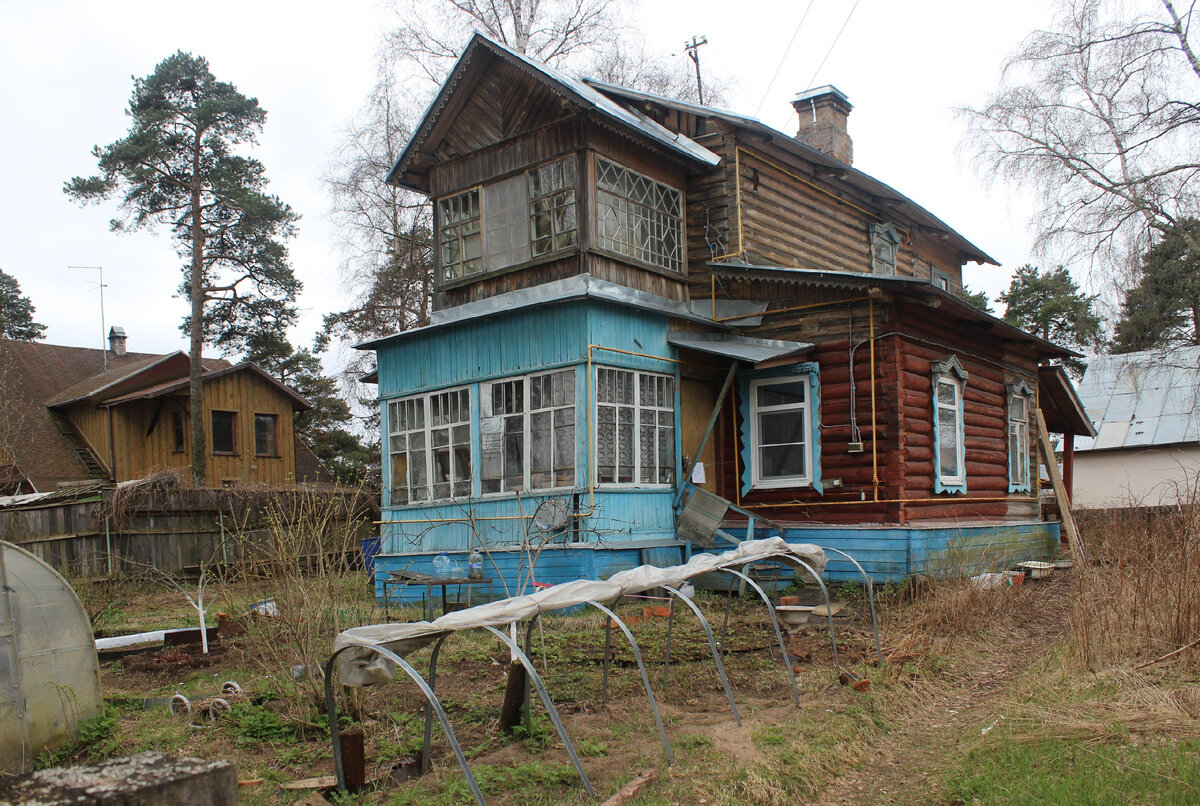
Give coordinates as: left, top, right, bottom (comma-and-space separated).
0, 0, 1060, 357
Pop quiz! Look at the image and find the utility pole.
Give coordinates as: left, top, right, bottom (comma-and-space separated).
69, 265, 108, 370
684, 35, 709, 105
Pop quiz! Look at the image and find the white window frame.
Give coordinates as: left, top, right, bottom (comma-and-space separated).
1008, 380, 1034, 492
387, 386, 472, 505
481, 368, 577, 495
932, 356, 968, 492
594, 366, 676, 487
749, 376, 813, 489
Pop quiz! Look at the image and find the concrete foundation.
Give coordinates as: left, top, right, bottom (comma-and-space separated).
0, 752, 238, 805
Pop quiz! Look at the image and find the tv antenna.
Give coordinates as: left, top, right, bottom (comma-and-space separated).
684, 35, 709, 105
68, 265, 108, 370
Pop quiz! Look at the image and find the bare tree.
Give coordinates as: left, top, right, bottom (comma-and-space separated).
962, 0, 1200, 284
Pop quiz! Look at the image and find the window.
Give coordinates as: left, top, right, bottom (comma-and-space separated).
254, 413, 279, 456
595, 157, 683, 272
1008, 380, 1034, 492
932, 356, 968, 493
439, 157, 578, 282
481, 369, 576, 493
750, 377, 812, 488
172, 411, 185, 453
388, 388, 471, 504
438, 189, 482, 281
595, 367, 674, 485
211, 411, 237, 455
869, 222, 901, 275
932, 270, 950, 291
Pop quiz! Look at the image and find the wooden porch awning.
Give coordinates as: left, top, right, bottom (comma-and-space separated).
1038, 365, 1096, 437
666, 333, 813, 367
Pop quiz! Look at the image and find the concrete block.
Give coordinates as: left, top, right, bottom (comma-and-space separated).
0, 752, 238, 805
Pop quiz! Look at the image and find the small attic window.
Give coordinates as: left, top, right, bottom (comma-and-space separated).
869, 222, 901, 276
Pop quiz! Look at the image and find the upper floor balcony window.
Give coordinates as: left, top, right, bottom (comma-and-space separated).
595, 158, 683, 273
437, 157, 578, 284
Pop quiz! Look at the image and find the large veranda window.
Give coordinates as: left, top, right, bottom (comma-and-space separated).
595, 367, 675, 485
932, 356, 968, 493
595, 157, 683, 272
481, 369, 576, 493
388, 388, 472, 504
750, 377, 813, 488
438, 157, 578, 282
1008, 380, 1034, 492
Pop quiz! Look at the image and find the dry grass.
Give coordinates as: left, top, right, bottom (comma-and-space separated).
1074, 492, 1200, 670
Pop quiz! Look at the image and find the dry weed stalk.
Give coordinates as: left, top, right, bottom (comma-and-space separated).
1073, 483, 1200, 670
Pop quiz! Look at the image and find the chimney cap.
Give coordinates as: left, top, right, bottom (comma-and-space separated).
108, 326, 126, 338
793, 85, 852, 112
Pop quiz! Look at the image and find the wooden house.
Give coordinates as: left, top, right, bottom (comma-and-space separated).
361, 34, 1093, 595
0, 330, 327, 493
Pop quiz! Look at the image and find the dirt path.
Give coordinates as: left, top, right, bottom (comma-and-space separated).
817, 576, 1072, 805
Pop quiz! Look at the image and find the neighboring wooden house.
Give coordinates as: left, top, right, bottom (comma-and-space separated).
0, 330, 327, 493
361, 34, 1091, 591
1071, 346, 1200, 508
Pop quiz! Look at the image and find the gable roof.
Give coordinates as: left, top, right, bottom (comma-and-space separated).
584, 80, 997, 267
100, 361, 311, 410
1074, 346, 1200, 452
0, 339, 301, 492
386, 33, 719, 191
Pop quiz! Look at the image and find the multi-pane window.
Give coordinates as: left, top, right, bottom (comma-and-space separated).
595, 157, 683, 272
211, 411, 236, 455
750, 378, 812, 487
254, 413, 278, 456
596, 367, 675, 485
481, 369, 576, 493
528, 159, 577, 256
933, 359, 967, 491
1008, 383, 1033, 491
440, 157, 579, 281
388, 389, 471, 504
438, 189, 482, 281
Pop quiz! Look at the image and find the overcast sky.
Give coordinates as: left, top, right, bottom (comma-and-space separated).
1, 0, 1060, 358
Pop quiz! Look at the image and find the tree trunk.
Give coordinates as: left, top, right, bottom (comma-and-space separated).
189, 142, 207, 486
498, 661, 527, 732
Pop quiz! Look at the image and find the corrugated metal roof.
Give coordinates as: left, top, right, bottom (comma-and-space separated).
666, 333, 813, 365
1074, 346, 1200, 451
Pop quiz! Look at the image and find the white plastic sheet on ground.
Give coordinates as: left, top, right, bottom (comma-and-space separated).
333, 538, 825, 686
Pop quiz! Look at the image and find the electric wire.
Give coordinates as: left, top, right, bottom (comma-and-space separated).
805, 0, 863, 91
753, 0, 817, 118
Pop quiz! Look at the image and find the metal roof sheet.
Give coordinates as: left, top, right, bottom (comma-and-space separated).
1073, 346, 1200, 451
666, 333, 813, 365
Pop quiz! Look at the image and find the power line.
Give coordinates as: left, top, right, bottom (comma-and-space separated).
805, 0, 863, 91
753, 0, 817, 118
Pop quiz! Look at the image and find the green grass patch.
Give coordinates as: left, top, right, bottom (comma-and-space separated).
945, 734, 1200, 805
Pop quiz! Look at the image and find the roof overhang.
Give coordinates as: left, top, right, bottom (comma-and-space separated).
387, 34, 719, 192
100, 362, 312, 410
709, 263, 1078, 360
1038, 365, 1097, 437
357, 274, 724, 351
667, 332, 813, 367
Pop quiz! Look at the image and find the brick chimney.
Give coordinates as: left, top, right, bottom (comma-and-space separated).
108, 326, 127, 356
792, 85, 853, 164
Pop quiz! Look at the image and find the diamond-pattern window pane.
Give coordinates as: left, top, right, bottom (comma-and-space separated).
594, 158, 683, 272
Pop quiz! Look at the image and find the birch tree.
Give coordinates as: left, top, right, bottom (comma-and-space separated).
962, 0, 1200, 280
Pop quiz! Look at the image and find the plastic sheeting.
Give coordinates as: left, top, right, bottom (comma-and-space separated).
0, 541, 103, 773
333, 537, 825, 686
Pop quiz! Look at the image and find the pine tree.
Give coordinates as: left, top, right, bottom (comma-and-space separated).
66, 52, 299, 484
0, 269, 47, 341
999, 264, 1102, 376
1114, 218, 1200, 353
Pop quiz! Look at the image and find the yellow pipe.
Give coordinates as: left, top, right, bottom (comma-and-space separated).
712, 294, 872, 323
711, 274, 717, 320
869, 298, 879, 501
735, 495, 1039, 510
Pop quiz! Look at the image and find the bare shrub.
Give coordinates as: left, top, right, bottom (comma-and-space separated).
223, 487, 379, 706
1073, 484, 1200, 670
